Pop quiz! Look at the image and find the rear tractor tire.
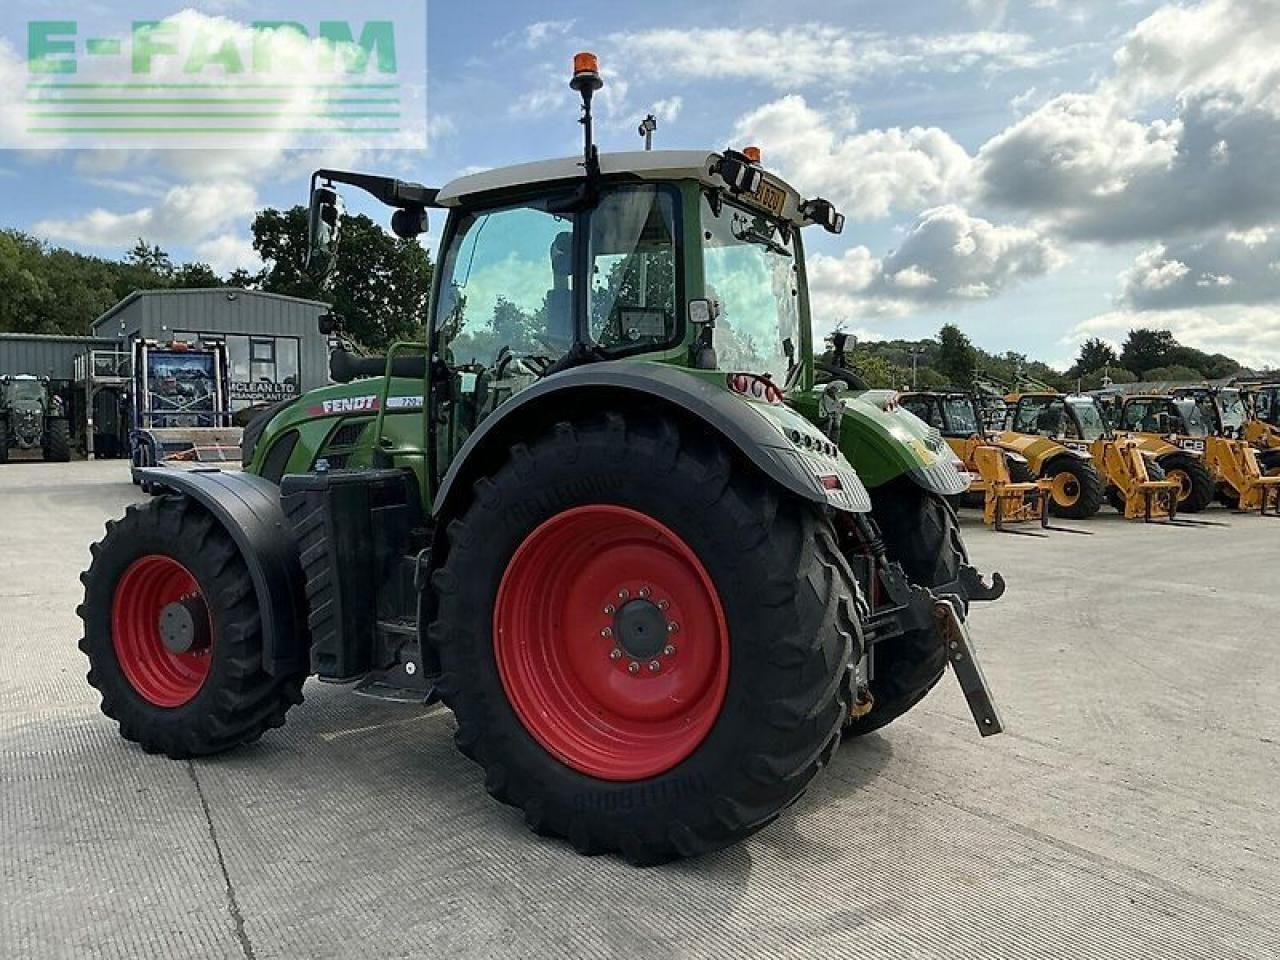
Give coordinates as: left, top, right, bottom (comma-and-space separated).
43, 418, 71, 462
431, 414, 859, 864
1041, 456, 1104, 519
1157, 452, 1215, 513
844, 479, 967, 737
78, 496, 306, 758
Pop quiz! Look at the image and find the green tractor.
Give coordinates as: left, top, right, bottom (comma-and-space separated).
0, 374, 71, 463
78, 55, 1004, 864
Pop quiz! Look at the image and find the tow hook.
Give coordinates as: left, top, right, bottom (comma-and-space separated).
934, 597, 1004, 737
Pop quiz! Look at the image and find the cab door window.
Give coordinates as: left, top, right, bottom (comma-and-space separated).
587, 186, 678, 352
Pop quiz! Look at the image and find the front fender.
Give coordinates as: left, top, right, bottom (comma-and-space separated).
433, 361, 872, 523
795, 391, 970, 497
135, 468, 309, 676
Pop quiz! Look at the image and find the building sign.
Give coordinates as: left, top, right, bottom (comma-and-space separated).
229, 379, 300, 404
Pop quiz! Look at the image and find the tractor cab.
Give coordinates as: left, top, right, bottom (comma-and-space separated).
303, 54, 846, 495
1006, 392, 1110, 445
1170, 386, 1246, 439
897, 390, 983, 439
1118, 395, 1211, 441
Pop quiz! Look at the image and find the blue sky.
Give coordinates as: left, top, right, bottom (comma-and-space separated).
4, 0, 1280, 369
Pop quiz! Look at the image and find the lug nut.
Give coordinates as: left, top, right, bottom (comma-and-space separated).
663, 644, 676, 656
657, 599, 670, 611
667, 621, 679, 634
603, 604, 615, 615
601, 627, 613, 638
627, 661, 640, 674
609, 648, 623, 660
618, 589, 630, 601
639, 587, 651, 599
648, 660, 661, 673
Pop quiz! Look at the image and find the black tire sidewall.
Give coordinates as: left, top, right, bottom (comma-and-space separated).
435, 419, 853, 853
81, 500, 271, 740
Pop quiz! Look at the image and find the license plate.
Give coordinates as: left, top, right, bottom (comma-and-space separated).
749, 180, 787, 216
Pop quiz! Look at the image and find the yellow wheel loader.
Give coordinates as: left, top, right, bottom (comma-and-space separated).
898, 391, 1055, 531
1001, 392, 1181, 522
1233, 383, 1280, 473
1120, 391, 1280, 515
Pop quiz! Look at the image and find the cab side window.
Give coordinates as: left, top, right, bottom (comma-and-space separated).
435, 201, 576, 371
588, 186, 677, 352
901, 396, 942, 430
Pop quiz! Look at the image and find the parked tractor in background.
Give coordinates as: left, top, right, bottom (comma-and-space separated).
1237, 382, 1280, 462
0, 375, 71, 463
1001, 392, 1181, 521
78, 54, 1006, 865
128, 338, 242, 486
1118, 391, 1280, 515
897, 390, 1052, 530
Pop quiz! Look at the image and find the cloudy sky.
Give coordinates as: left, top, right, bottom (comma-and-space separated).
3, 0, 1280, 368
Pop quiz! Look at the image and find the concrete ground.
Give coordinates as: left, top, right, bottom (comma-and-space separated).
2, 459, 1279, 960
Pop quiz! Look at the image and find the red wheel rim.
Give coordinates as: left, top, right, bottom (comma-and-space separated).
493, 505, 730, 781
111, 555, 212, 708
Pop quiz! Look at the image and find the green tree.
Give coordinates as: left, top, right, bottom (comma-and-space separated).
935, 324, 978, 387
1075, 337, 1117, 375
251, 205, 433, 349
1140, 364, 1203, 383
1120, 328, 1177, 375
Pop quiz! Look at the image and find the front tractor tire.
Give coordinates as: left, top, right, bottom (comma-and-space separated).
431, 414, 859, 864
844, 479, 967, 737
78, 496, 306, 758
1042, 455, 1104, 519
1157, 452, 1214, 513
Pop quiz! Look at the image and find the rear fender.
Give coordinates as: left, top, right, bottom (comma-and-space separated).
432, 362, 872, 528
134, 468, 308, 676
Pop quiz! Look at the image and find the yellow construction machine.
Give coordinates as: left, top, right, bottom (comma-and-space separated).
898, 390, 1058, 532
1001, 392, 1181, 521
1119, 390, 1280, 515
1231, 382, 1280, 469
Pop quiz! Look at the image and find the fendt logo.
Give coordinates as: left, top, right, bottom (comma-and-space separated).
4, 1, 426, 149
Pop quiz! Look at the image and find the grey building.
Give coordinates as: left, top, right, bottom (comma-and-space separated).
0, 332, 119, 381
91, 289, 332, 411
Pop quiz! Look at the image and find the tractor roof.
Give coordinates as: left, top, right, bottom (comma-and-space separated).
436, 149, 807, 220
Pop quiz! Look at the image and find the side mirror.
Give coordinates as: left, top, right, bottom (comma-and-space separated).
307, 184, 345, 283
317, 312, 342, 336
801, 197, 845, 235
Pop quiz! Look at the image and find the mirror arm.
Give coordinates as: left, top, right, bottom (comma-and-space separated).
310, 169, 440, 210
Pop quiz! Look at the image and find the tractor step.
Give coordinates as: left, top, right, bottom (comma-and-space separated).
932, 597, 1004, 737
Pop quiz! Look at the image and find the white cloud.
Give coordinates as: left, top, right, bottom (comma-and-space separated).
520, 20, 576, 50
608, 24, 1048, 90
34, 182, 258, 250
1121, 229, 1280, 308
732, 96, 971, 220
806, 206, 1063, 321
195, 234, 263, 275
1107, 0, 1280, 108
1067, 305, 1280, 369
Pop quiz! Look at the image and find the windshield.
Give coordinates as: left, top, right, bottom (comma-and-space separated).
1012, 396, 1067, 436
1217, 389, 1246, 433
701, 194, 800, 384
1174, 398, 1210, 436
1067, 398, 1107, 441
942, 396, 979, 435
6, 380, 43, 403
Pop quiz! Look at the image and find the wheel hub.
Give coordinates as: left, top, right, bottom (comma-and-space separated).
613, 598, 667, 660
158, 597, 211, 655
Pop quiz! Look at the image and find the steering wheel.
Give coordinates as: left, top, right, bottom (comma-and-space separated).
814, 362, 869, 392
